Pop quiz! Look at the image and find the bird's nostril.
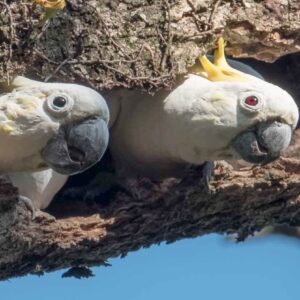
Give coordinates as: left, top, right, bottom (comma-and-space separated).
68, 147, 85, 164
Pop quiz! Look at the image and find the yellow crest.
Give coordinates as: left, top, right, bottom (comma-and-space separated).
33, 0, 65, 10
192, 38, 251, 82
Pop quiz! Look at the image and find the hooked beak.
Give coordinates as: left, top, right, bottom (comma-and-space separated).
41, 117, 109, 175
232, 121, 292, 165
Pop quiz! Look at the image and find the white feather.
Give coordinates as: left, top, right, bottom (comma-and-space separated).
8, 170, 68, 209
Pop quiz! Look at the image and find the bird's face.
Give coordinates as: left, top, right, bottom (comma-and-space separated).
0, 78, 109, 175
169, 37, 299, 165
211, 80, 298, 164
163, 74, 298, 165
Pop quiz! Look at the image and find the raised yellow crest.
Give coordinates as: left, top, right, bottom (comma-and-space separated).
33, 0, 65, 10
193, 38, 251, 82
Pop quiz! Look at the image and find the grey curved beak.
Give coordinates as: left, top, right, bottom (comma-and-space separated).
232, 121, 292, 165
41, 117, 109, 175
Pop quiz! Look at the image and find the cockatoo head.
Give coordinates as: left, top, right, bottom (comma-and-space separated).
164, 38, 299, 165
0, 77, 109, 174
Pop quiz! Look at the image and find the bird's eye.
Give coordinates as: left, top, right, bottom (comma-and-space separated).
53, 96, 67, 108
245, 96, 259, 107
46, 93, 74, 117
240, 94, 263, 113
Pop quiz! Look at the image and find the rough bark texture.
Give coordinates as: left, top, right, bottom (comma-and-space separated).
0, 0, 300, 280
1, 0, 300, 89
0, 139, 300, 280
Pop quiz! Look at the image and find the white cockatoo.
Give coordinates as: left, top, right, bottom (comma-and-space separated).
0, 76, 109, 210
65, 38, 299, 203
102, 38, 298, 181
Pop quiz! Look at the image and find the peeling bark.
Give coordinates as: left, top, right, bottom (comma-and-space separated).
0, 0, 299, 280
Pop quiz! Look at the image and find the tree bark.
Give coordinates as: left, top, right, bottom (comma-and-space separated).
0, 0, 300, 280
1, 0, 299, 88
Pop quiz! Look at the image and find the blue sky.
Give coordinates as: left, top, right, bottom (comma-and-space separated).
1, 233, 300, 300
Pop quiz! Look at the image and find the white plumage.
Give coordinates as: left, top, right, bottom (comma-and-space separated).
0, 76, 110, 210
104, 74, 298, 179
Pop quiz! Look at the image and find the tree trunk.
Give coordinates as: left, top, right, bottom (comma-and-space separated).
0, 0, 299, 280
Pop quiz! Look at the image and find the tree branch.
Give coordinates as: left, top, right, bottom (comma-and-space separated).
0, 0, 299, 280
0, 131, 299, 280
